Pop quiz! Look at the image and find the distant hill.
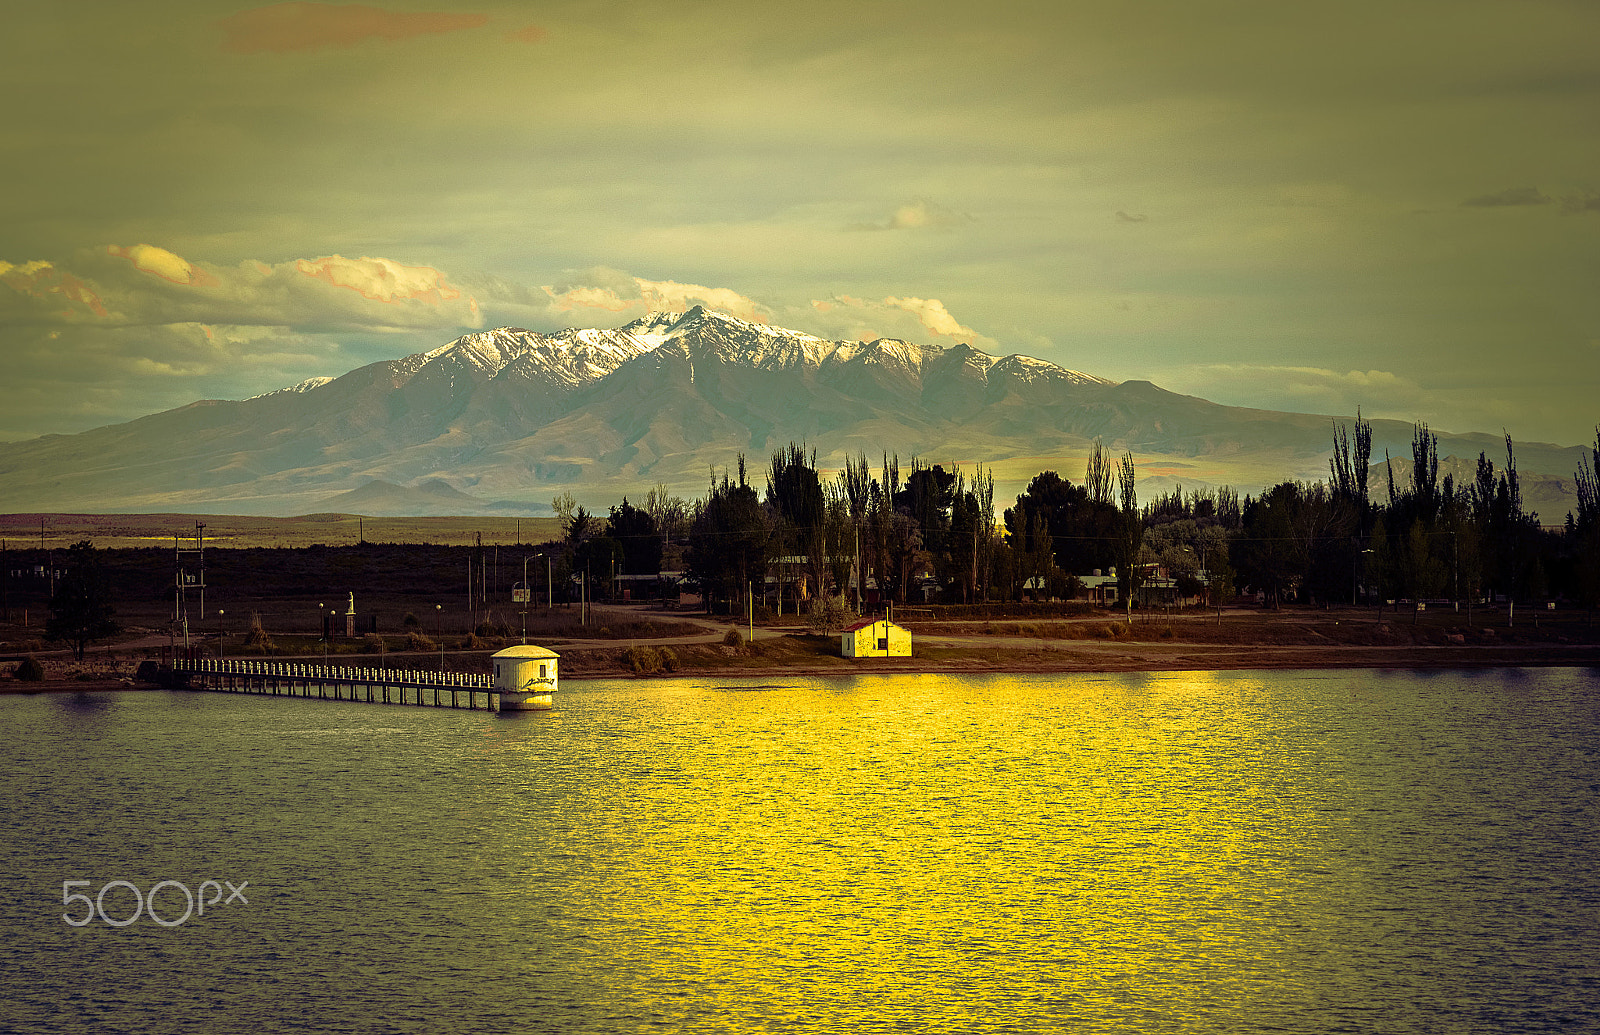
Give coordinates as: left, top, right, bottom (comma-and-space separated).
0, 307, 1587, 519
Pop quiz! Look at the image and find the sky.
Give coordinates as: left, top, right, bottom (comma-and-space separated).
1, 0, 1595, 447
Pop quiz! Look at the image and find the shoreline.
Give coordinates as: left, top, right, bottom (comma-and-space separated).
4, 641, 1594, 697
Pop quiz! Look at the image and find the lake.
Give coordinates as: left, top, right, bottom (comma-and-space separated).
2, 669, 1597, 1033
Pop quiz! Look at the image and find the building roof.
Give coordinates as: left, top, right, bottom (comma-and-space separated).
491, 645, 561, 659
842, 617, 906, 634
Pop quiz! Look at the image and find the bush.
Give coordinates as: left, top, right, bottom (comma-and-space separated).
15, 656, 45, 681
623, 645, 663, 674
361, 632, 387, 654
659, 647, 678, 672
476, 612, 513, 638
402, 612, 421, 629
806, 596, 850, 636
404, 631, 438, 652
723, 628, 744, 647
241, 613, 275, 654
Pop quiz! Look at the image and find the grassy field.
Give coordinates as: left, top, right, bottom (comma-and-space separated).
0, 512, 565, 550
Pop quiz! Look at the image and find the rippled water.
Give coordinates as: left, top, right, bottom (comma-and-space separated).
3, 669, 1598, 1033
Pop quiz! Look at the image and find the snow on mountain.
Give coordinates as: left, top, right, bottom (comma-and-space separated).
247, 376, 334, 400
359, 305, 1112, 396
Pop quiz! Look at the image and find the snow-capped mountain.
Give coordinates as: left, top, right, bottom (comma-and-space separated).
0, 308, 1585, 516
345, 306, 1110, 396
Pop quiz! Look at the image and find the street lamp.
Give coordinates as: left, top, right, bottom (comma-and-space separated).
218, 609, 225, 660
435, 603, 444, 671
318, 603, 328, 664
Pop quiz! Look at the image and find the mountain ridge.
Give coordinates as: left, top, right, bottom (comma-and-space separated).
0, 308, 1586, 519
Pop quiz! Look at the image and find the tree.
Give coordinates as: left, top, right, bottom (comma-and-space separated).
949, 465, 996, 602
767, 443, 828, 608
806, 595, 850, 636
552, 490, 578, 528
1201, 526, 1236, 620
643, 484, 688, 543
1329, 409, 1373, 525
607, 498, 662, 575
1114, 452, 1142, 621
688, 458, 772, 614
1238, 483, 1310, 609
565, 506, 596, 547
1400, 519, 1447, 623
1573, 426, 1600, 618
47, 540, 120, 661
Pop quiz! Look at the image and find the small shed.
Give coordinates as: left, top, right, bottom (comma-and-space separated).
492, 645, 560, 711
841, 617, 911, 659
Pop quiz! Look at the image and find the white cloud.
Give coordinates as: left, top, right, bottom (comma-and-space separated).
0, 245, 484, 333
539, 268, 773, 325
807, 294, 1001, 351
850, 197, 974, 232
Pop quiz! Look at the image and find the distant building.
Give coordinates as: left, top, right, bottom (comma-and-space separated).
841, 617, 911, 658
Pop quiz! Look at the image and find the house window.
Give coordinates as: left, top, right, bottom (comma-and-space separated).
539, 663, 547, 678
877, 638, 888, 651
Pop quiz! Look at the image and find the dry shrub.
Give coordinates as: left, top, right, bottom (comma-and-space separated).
623, 645, 663, 674
404, 631, 437, 652
242, 613, 275, 653
659, 647, 678, 672
15, 656, 45, 681
476, 612, 514, 638
361, 632, 387, 654
723, 628, 744, 647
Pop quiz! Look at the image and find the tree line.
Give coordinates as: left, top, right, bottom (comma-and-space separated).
542, 418, 1600, 621
36, 418, 1598, 662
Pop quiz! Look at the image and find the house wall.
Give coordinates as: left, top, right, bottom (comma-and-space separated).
842, 621, 911, 658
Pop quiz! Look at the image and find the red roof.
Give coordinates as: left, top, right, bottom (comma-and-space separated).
843, 617, 903, 633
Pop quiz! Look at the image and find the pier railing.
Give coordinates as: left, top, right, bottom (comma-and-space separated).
172, 658, 500, 710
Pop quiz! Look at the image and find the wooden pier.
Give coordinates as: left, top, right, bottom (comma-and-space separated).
172, 658, 504, 711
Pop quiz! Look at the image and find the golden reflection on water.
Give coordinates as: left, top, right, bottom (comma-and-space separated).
483, 672, 1356, 1031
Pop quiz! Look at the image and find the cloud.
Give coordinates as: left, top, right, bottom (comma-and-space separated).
808, 294, 1000, 351
1461, 186, 1553, 207
1175, 363, 1435, 421
540, 268, 772, 324
296, 254, 468, 307
109, 244, 217, 287
0, 244, 495, 438
0, 260, 110, 319
850, 197, 972, 232
1562, 190, 1600, 214
505, 24, 547, 45
1, 246, 482, 334
215, 3, 488, 54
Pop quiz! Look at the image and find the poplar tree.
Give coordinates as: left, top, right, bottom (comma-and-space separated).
1115, 452, 1142, 621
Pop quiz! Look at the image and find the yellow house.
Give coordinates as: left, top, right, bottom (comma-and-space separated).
841, 617, 911, 658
